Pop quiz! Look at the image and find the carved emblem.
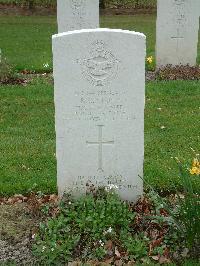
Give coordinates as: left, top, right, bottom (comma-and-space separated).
71, 0, 86, 27
78, 40, 119, 86
174, 0, 185, 5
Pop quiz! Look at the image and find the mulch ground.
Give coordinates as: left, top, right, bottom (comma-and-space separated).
0, 194, 59, 265
0, 190, 199, 265
1, 66, 200, 86
0, 202, 37, 264
0, 4, 156, 16
0, 4, 56, 16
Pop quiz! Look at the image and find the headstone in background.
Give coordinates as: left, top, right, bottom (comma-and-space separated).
53, 29, 146, 202
57, 0, 99, 33
156, 0, 200, 67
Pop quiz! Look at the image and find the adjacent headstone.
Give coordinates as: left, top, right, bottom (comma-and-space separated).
53, 29, 146, 202
57, 0, 99, 33
156, 0, 200, 67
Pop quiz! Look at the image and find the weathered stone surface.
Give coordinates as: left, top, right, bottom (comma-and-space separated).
53, 29, 146, 202
156, 0, 200, 67
57, 0, 99, 33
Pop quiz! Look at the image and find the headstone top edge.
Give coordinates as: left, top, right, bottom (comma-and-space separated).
52, 28, 146, 40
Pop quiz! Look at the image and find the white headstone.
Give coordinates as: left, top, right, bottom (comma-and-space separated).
156, 0, 200, 67
57, 0, 99, 33
52, 29, 146, 202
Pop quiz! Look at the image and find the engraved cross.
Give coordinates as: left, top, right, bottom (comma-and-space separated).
171, 29, 184, 51
86, 125, 114, 172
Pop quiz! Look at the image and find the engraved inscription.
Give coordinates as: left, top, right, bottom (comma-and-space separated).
176, 14, 186, 26
74, 89, 133, 121
171, 0, 186, 51
72, 174, 138, 192
71, 0, 86, 28
78, 40, 119, 86
86, 125, 114, 172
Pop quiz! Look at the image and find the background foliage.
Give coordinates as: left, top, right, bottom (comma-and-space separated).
0, 0, 157, 9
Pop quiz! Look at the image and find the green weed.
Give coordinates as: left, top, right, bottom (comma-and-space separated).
175, 160, 200, 254
33, 191, 135, 264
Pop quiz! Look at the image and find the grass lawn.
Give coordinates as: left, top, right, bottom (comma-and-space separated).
0, 78, 56, 196
0, 78, 199, 196
1, 14, 199, 72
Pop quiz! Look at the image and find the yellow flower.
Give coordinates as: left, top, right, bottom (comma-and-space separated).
146, 56, 153, 64
190, 158, 200, 175
190, 167, 198, 175
192, 158, 200, 167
